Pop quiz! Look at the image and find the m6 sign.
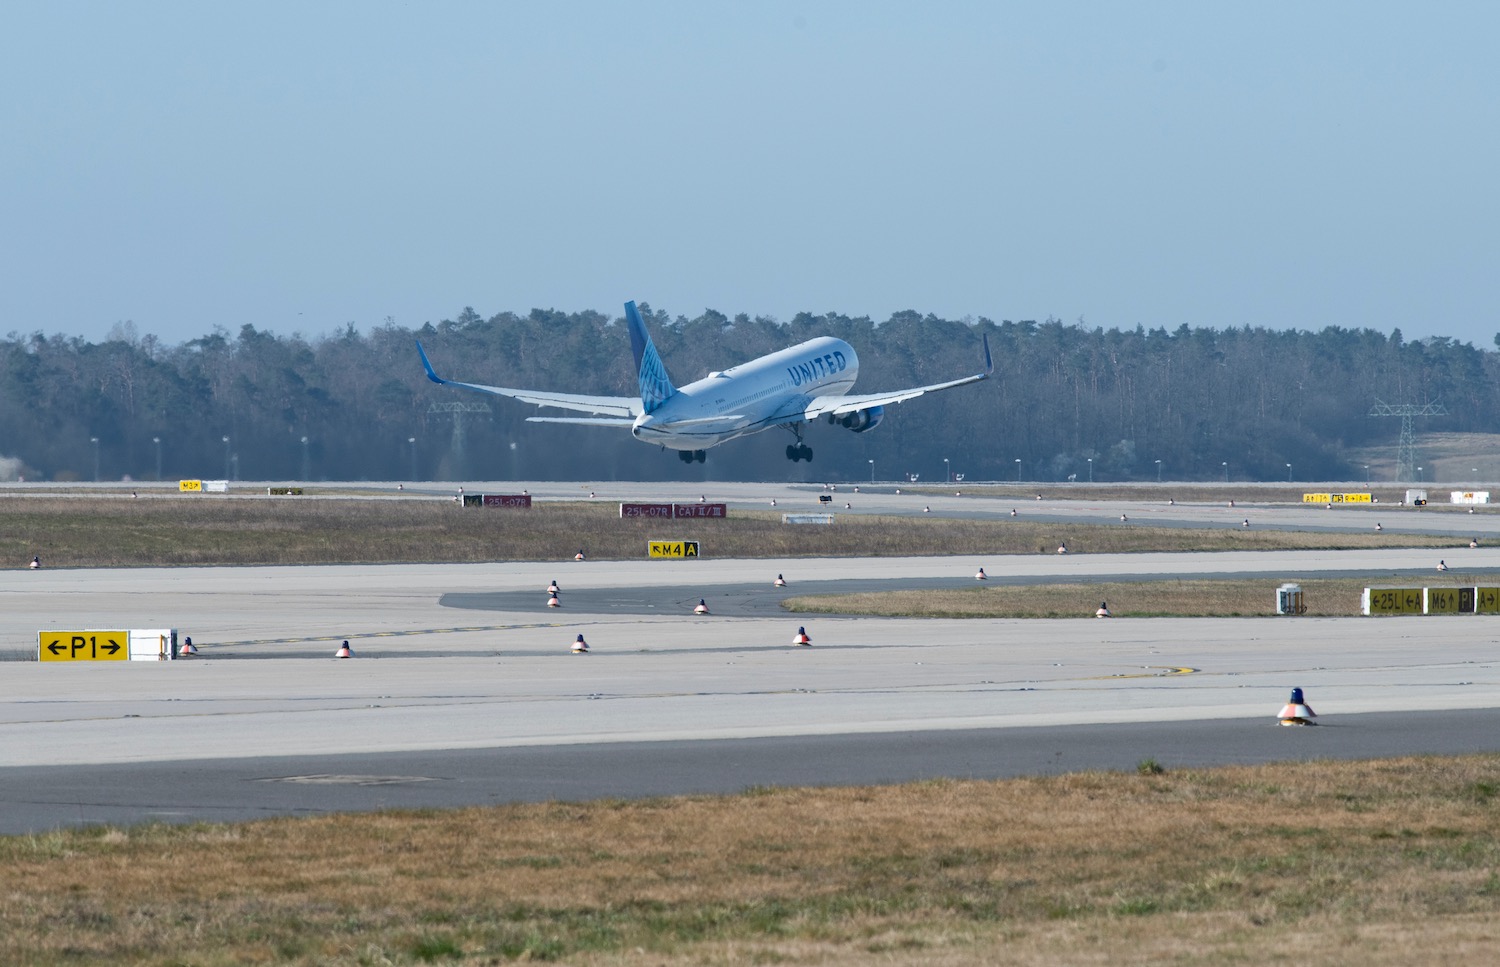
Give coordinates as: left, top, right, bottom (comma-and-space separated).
39, 631, 129, 662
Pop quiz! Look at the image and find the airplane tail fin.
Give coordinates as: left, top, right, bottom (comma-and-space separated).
625, 301, 677, 414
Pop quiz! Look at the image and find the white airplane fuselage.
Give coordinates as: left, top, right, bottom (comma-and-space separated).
632, 337, 859, 451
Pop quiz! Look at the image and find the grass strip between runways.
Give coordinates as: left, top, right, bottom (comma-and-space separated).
3, 756, 1500, 965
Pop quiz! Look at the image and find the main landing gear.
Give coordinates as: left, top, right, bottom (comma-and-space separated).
785, 443, 813, 462
677, 449, 706, 463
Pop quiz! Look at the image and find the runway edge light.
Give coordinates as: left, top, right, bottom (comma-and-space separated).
572, 634, 589, 654
1277, 687, 1317, 726
793, 626, 811, 646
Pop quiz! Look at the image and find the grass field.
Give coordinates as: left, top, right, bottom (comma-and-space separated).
3, 756, 1499, 965
0, 495, 1467, 567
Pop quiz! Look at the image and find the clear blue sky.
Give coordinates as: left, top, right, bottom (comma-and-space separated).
3, 1, 1496, 346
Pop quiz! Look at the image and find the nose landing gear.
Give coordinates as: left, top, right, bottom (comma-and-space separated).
677, 449, 706, 463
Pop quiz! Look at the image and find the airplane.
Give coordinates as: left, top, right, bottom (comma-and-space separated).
417, 301, 992, 464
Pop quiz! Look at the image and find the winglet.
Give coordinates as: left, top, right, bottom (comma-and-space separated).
624, 301, 677, 414
981, 332, 993, 376
416, 341, 448, 385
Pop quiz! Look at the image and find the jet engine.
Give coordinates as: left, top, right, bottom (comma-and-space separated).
834, 405, 885, 433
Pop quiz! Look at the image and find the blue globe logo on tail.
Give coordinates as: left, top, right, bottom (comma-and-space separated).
625, 301, 677, 414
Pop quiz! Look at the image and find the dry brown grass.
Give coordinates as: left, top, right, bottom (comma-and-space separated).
785, 576, 1492, 618
3, 756, 1500, 965
0, 496, 1464, 567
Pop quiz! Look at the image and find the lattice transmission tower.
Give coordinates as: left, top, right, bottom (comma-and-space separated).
427, 400, 492, 479
1368, 399, 1447, 482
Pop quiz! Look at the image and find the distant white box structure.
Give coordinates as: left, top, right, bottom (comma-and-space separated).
782, 514, 835, 525
1451, 491, 1491, 505
203, 480, 229, 493
130, 629, 179, 661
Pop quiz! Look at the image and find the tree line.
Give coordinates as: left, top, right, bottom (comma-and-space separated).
1, 308, 1495, 485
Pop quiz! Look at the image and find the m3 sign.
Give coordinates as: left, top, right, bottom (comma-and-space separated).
39, 631, 129, 662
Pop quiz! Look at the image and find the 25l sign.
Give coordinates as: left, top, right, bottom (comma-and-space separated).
39, 631, 129, 662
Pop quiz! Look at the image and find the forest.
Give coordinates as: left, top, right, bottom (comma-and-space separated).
1, 305, 1495, 485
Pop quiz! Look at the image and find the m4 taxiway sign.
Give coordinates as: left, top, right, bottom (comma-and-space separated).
39, 631, 129, 662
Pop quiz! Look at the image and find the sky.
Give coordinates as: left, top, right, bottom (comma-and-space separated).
2, 1, 1497, 347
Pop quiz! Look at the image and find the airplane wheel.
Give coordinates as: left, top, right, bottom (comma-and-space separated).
678, 450, 695, 463
800, 445, 813, 461
786, 445, 799, 461
694, 450, 706, 463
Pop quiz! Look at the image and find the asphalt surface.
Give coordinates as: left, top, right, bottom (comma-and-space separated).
5, 480, 1500, 834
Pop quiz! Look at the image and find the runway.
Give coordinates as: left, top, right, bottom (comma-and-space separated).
4, 481, 1500, 834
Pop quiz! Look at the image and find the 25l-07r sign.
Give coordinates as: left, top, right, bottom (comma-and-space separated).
39, 631, 129, 662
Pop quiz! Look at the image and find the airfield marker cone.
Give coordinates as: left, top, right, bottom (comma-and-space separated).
572, 634, 589, 654
548, 593, 560, 608
178, 636, 197, 657
1120, 514, 1128, 522
694, 599, 710, 615
792, 626, 811, 646
1277, 687, 1316, 726
975, 567, 987, 580
1010, 508, 1017, 517
1437, 560, 1448, 572
547, 580, 560, 594
774, 574, 786, 587
29, 555, 40, 569
1057, 543, 1068, 554
923, 505, 931, 513
574, 549, 586, 561
1095, 601, 1111, 618
335, 640, 353, 658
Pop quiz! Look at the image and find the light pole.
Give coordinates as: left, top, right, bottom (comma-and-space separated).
1222, 461, 1228, 483
222, 436, 231, 481
90, 437, 99, 482
943, 457, 950, 483
868, 459, 875, 483
1155, 459, 1162, 482
1014, 458, 1021, 482
1417, 465, 1423, 484
1364, 464, 1369, 487
1087, 457, 1093, 483
301, 436, 310, 481
1286, 462, 1292, 482
153, 436, 162, 481
408, 437, 418, 481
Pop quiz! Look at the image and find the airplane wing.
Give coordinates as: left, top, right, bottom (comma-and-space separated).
418, 341, 642, 418
802, 333, 993, 420
525, 417, 637, 426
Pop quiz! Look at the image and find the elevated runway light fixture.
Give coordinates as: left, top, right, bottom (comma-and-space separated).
1287, 462, 1292, 482
222, 435, 231, 481
868, 458, 875, 483
153, 436, 162, 481
1087, 457, 1093, 483
1222, 461, 1228, 482
90, 436, 99, 482
1155, 458, 1162, 482
1015, 457, 1021, 482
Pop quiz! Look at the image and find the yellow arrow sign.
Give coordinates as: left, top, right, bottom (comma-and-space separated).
648, 540, 701, 559
39, 631, 129, 662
